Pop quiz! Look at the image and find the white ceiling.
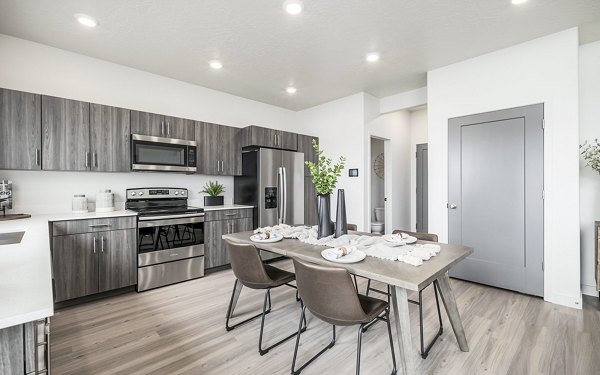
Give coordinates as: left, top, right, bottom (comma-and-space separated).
0, 0, 599, 111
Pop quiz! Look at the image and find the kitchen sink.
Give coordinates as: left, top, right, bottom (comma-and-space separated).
0, 231, 25, 245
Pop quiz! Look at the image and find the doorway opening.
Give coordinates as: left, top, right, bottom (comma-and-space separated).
370, 137, 386, 233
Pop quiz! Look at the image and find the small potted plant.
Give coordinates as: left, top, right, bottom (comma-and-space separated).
201, 180, 225, 206
305, 140, 346, 238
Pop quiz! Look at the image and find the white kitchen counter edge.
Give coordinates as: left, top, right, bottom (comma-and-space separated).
47, 210, 138, 221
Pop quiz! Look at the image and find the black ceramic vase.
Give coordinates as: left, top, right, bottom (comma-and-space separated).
317, 194, 335, 239
335, 189, 347, 238
204, 195, 224, 206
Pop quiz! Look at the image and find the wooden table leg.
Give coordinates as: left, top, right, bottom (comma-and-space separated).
436, 272, 469, 351
391, 286, 417, 375
229, 280, 243, 317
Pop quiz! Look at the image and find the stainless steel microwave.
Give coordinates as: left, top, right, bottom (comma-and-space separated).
131, 134, 197, 173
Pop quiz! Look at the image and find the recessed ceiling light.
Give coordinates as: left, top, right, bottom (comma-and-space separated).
209, 60, 223, 70
286, 86, 297, 94
511, 0, 528, 4
283, 0, 303, 15
366, 52, 380, 63
75, 14, 97, 28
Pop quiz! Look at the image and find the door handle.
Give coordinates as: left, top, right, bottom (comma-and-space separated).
93, 152, 98, 168
85, 151, 90, 168
93, 237, 97, 253
35, 149, 40, 166
101, 236, 105, 252
167, 122, 170, 136
217, 160, 220, 172
447, 203, 457, 209
161, 121, 165, 136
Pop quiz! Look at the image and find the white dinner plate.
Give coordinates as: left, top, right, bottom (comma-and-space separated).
321, 248, 367, 264
250, 234, 283, 243
382, 234, 418, 245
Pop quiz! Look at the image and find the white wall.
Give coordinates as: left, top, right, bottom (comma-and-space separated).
410, 109, 428, 231
295, 93, 367, 230
579, 40, 600, 296
428, 28, 581, 308
380, 87, 427, 115
0, 34, 297, 214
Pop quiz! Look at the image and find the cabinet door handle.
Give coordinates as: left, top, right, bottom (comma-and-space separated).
93, 237, 97, 253
101, 236, 105, 252
220, 160, 224, 172
88, 223, 111, 228
216, 160, 220, 172
35, 149, 40, 166
167, 122, 170, 136
93, 152, 98, 168
161, 121, 165, 136
225, 213, 236, 216
85, 151, 90, 168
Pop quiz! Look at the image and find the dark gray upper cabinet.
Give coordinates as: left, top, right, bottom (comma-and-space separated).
90, 104, 130, 172
98, 229, 136, 293
164, 115, 195, 140
42, 96, 90, 171
196, 122, 241, 176
242, 125, 298, 151
0, 89, 42, 170
131, 110, 194, 140
297, 134, 319, 176
130, 111, 162, 138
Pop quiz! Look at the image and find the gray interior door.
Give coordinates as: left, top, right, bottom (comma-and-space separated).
416, 143, 428, 233
448, 104, 544, 297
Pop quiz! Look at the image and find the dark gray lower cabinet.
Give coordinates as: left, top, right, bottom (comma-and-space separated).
52, 226, 136, 302
0, 319, 49, 375
205, 213, 253, 269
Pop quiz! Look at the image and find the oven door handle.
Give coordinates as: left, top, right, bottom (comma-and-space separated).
138, 215, 205, 227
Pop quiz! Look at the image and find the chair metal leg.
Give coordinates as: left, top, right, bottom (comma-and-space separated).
356, 323, 365, 375
418, 281, 444, 359
225, 280, 270, 331
259, 289, 306, 356
385, 310, 398, 375
291, 304, 336, 375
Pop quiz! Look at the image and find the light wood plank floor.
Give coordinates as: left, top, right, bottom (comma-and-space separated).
51, 260, 600, 375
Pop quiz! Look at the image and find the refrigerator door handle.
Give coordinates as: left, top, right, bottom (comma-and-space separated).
281, 166, 287, 224
277, 167, 284, 224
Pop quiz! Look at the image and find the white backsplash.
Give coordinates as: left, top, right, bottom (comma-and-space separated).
0, 170, 234, 215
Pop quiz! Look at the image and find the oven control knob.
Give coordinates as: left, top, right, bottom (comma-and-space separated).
138, 192, 144, 196
180, 190, 185, 195
131, 192, 136, 196
175, 191, 179, 195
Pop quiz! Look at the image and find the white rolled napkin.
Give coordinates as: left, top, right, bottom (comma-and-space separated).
409, 248, 432, 261
399, 254, 423, 266
254, 232, 273, 240
329, 246, 355, 259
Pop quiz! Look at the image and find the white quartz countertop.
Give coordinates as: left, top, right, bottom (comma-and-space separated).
202, 204, 254, 211
0, 210, 136, 330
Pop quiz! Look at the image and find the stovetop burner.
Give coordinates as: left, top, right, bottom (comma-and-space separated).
125, 188, 204, 218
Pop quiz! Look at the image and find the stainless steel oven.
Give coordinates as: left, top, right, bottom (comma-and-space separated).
131, 134, 197, 173
126, 188, 205, 291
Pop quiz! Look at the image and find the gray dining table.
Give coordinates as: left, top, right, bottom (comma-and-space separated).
222, 230, 473, 375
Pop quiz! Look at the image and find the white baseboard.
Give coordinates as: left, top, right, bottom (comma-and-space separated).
581, 283, 598, 297
544, 291, 583, 309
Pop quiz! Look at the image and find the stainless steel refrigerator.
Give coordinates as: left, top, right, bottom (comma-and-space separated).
234, 148, 304, 230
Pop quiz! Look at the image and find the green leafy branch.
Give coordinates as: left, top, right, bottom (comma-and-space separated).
305, 139, 346, 195
201, 180, 225, 196
581, 139, 600, 174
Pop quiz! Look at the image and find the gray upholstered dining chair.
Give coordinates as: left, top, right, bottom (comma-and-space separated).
291, 258, 396, 375
224, 239, 305, 356
365, 229, 444, 359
